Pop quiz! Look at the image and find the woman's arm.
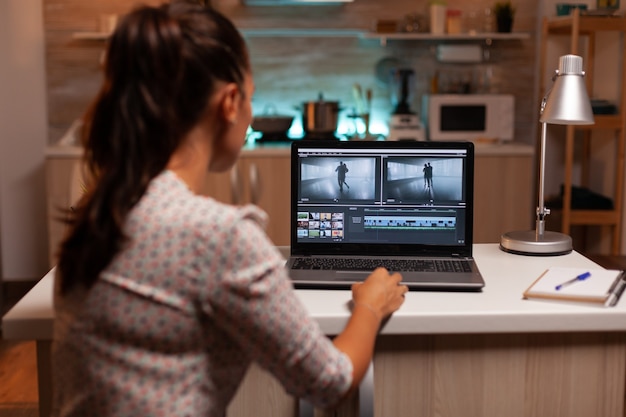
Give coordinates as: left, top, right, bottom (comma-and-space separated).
333, 268, 407, 393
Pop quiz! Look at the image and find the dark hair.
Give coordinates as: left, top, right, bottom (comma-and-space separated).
57, 1, 249, 294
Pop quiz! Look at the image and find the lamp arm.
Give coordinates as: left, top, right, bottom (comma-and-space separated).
536, 121, 549, 238
535, 75, 556, 239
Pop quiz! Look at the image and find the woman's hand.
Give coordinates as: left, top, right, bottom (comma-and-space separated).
351, 268, 408, 321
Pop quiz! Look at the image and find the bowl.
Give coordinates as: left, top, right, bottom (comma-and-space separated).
251, 103, 294, 134
250, 115, 294, 134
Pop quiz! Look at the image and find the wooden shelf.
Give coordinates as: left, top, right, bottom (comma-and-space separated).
72, 31, 111, 40
569, 209, 622, 225
577, 115, 624, 130
545, 14, 626, 34
74, 28, 530, 44
540, 8, 626, 255
363, 31, 530, 46
242, 0, 353, 4
241, 28, 366, 37
72, 28, 367, 41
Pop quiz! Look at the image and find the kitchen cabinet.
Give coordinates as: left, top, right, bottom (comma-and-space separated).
201, 150, 291, 246
473, 148, 534, 243
228, 330, 625, 417
45, 153, 83, 267
540, 9, 626, 255
44, 147, 291, 267
227, 362, 355, 417
45, 143, 531, 267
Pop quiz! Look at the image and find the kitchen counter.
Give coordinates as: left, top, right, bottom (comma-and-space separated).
45, 140, 534, 158
297, 244, 626, 335
4, 244, 620, 340
47, 116, 534, 158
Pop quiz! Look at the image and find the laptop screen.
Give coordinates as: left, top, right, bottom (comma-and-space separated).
291, 141, 475, 257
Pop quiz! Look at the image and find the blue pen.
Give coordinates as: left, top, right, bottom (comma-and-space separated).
555, 271, 591, 290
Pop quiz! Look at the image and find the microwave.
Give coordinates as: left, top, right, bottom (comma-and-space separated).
422, 94, 515, 141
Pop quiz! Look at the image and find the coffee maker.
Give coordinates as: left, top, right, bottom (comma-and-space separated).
387, 68, 425, 141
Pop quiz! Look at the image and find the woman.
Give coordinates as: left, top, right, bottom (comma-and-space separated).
52, 2, 408, 416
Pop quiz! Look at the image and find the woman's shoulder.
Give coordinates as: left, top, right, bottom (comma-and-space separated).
190, 198, 268, 231
140, 170, 268, 230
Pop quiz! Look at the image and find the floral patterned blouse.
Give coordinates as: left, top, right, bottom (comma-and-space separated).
52, 170, 352, 417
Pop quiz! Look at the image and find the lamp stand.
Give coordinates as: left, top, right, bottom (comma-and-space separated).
500, 122, 573, 256
500, 230, 572, 256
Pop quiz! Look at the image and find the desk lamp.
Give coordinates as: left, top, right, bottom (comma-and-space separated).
500, 54, 594, 256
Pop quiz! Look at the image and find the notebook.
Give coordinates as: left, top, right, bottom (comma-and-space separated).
523, 267, 626, 307
285, 140, 485, 291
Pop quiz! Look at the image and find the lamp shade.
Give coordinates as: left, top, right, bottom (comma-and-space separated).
540, 55, 595, 125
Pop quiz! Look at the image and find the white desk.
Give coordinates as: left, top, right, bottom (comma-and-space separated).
4, 244, 626, 417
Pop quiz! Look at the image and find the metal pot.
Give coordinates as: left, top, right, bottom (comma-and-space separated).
301, 94, 341, 134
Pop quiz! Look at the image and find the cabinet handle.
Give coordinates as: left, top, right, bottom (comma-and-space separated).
230, 166, 242, 205
249, 162, 261, 205
297, 361, 374, 417
297, 398, 314, 417
359, 361, 374, 417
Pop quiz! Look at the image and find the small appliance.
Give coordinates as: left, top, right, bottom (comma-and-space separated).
387, 69, 425, 141
422, 94, 515, 141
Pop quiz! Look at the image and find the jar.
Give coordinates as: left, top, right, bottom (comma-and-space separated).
446, 9, 462, 34
429, 3, 447, 34
465, 10, 480, 35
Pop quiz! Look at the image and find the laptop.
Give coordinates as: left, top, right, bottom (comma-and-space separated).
285, 140, 485, 291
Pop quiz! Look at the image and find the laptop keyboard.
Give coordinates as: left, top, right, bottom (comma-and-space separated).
290, 257, 472, 273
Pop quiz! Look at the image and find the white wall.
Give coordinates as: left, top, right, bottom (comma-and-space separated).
0, 0, 49, 281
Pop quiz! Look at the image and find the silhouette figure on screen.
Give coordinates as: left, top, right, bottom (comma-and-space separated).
425, 162, 435, 202
335, 161, 350, 192
425, 163, 433, 188
422, 164, 428, 187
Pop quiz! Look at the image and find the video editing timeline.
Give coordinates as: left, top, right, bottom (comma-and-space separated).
296, 147, 468, 245
363, 215, 456, 230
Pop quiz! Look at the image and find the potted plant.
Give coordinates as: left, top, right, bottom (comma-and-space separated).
493, 1, 515, 33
